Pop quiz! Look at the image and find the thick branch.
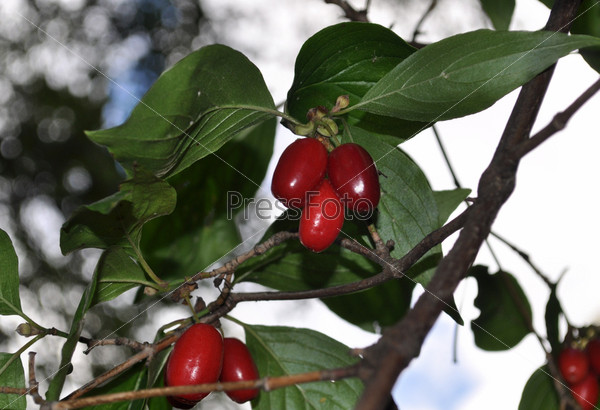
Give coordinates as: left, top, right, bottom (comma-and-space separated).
324, 0, 369, 22
354, 1, 584, 408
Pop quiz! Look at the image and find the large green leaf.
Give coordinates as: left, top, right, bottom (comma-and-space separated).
470, 265, 532, 351
0, 229, 23, 317
518, 366, 559, 410
141, 118, 276, 283
286, 22, 425, 143
46, 265, 99, 401
352, 30, 600, 122
60, 169, 176, 254
244, 324, 363, 409
87, 45, 275, 179
0, 354, 26, 410
480, 0, 515, 30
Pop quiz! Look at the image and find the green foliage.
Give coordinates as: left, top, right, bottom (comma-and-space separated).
60, 170, 177, 254
544, 285, 563, 357
244, 324, 363, 409
0, 229, 23, 318
470, 266, 532, 351
141, 118, 276, 283
286, 22, 424, 143
480, 0, 515, 30
46, 265, 99, 401
0, 354, 26, 410
571, 0, 600, 73
80, 362, 149, 410
351, 30, 600, 122
518, 366, 559, 410
86, 45, 276, 179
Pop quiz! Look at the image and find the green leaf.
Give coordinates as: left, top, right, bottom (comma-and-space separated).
433, 188, 471, 225
92, 246, 151, 305
87, 45, 276, 179
545, 284, 563, 357
518, 366, 559, 410
244, 324, 363, 409
571, 0, 600, 74
0, 353, 26, 410
0, 229, 23, 317
347, 129, 439, 285
480, 0, 515, 30
286, 22, 425, 143
46, 264, 99, 401
470, 265, 532, 351
352, 30, 600, 122
238, 216, 413, 333
141, 118, 276, 283
79, 362, 148, 410
60, 169, 176, 254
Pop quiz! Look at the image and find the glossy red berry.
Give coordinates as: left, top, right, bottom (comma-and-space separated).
587, 338, 600, 374
271, 138, 328, 208
299, 179, 344, 252
164, 324, 224, 407
571, 373, 599, 410
559, 347, 590, 385
327, 143, 380, 215
220, 338, 260, 403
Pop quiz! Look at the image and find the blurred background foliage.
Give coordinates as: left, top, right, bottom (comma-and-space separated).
0, 0, 212, 380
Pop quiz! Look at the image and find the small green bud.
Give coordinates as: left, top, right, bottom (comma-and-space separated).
16, 323, 42, 337
331, 95, 350, 112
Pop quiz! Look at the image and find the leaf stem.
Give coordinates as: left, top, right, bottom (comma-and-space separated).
0, 334, 44, 377
126, 234, 167, 289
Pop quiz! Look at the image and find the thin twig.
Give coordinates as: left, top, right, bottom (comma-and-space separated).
28, 352, 45, 405
412, 0, 438, 42
52, 366, 359, 409
324, 0, 369, 22
516, 76, 600, 157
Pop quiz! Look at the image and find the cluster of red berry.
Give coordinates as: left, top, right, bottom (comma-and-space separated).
164, 324, 259, 409
558, 338, 600, 409
271, 138, 381, 252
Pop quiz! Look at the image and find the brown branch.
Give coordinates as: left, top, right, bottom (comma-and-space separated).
516, 76, 600, 157
52, 366, 358, 409
83, 337, 149, 355
412, 0, 438, 42
324, 0, 369, 22
28, 352, 45, 405
354, 1, 585, 408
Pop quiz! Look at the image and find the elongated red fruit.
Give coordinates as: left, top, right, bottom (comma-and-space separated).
299, 179, 344, 252
271, 138, 328, 208
164, 324, 224, 408
571, 373, 599, 410
221, 338, 260, 403
327, 143, 380, 214
559, 347, 589, 385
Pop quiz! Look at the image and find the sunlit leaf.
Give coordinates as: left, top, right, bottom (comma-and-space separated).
87, 45, 276, 178
286, 22, 425, 143
353, 30, 600, 122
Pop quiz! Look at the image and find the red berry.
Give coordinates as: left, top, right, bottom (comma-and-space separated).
327, 143, 380, 214
571, 373, 599, 410
299, 179, 344, 252
559, 347, 590, 385
587, 338, 600, 374
271, 138, 328, 208
220, 338, 260, 403
164, 324, 224, 407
